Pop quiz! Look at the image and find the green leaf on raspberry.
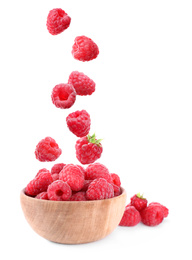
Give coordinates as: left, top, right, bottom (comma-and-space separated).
136, 192, 146, 200
87, 133, 102, 146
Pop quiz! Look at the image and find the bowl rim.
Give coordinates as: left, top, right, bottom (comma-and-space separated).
20, 187, 126, 204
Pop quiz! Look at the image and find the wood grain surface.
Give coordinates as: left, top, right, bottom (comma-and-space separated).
20, 188, 126, 244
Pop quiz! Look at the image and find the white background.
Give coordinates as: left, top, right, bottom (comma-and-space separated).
1, 0, 192, 259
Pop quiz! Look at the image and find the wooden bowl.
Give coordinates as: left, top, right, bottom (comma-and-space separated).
20, 188, 126, 244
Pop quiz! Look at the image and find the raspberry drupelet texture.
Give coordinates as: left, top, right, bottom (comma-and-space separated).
72, 36, 99, 62
112, 184, 121, 196
51, 173, 59, 181
35, 137, 62, 162
35, 168, 50, 177
130, 193, 148, 212
75, 134, 103, 164
51, 83, 76, 109
51, 163, 66, 175
66, 110, 91, 137
47, 180, 72, 201
25, 171, 53, 197
110, 173, 121, 187
140, 204, 164, 226
46, 8, 71, 35
85, 163, 112, 183
35, 192, 49, 200
86, 178, 114, 200
59, 164, 85, 191
70, 191, 87, 201
68, 71, 95, 96
119, 205, 141, 227
81, 179, 93, 191
149, 202, 169, 218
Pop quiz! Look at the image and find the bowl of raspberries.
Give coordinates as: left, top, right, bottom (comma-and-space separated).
20, 7, 169, 245
20, 162, 126, 244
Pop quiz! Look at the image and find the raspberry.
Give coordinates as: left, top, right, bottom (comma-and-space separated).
68, 71, 95, 96
47, 180, 72, 201
35, 168, 50, 177
72, 36, 99, 62
81, 179, 93, 191
119, 205, 141, 227
86, 178, 114, 200
75, 134, 103, 164
59, 164, 85, 191
76, 165, 86, 177
51, 163, 66, 174
130, 193, 148, 212
35, 137, 62, 162
140, 204, 164, 226
25, 171, 53, 197
110, 173, 121, 187
85, 163, 112, 183
112, 184, 121, 196
149, 202, 169, 218
70, 191, 87, 201
52, 173, 59, 181
46, 8, 71, 35
35, 192, 48, 200
66, 110, 91, 137
51, 83, 76, 109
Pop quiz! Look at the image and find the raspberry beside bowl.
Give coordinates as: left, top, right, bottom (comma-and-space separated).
20, 188, 126, 244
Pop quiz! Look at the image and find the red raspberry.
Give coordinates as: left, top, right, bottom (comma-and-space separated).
51, 163, 66, 174
75, 134, 103, 164
72, 36, 99, 62
81, 179, 93, 191
68, 71, 95, 96
86, 178, 114, 200
140, 204, 164, 226
52, 173, 59, 181
70, 191, 87, 201
110, 173, 121, 187
112, 184, 121, 196
51, 83, 76, 109
35, 168, 50, 177
85, 163, 112, 183
149, 202, 169, 218
76, 165, 86, 177
35, 137, 62, 162
25, 171, 53, 197
59, 164, 85, 191
46, 8, 71, 35
35, 192, 48, 200
130, 193, 148, 212
119, 205, 141, 227
47, 180, 72, 201
66, 110, 91, 137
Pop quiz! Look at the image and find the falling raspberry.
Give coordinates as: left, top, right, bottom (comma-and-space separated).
75, 134, 103, 164
51, 83, 76, 109
46, 8, 71, 35
72, 36, 99, 62
35, 137, 62, 162
66, 110, 91, 137
68, 71, 95, 96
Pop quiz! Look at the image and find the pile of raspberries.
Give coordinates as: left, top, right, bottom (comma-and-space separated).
119, 193, 169, 227
24, 7, 169, 229
25, 163, 121, 201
